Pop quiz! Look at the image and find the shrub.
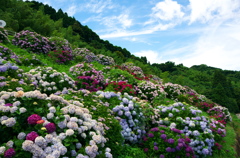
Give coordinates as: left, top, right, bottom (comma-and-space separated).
0, 28, 10, 43
0, 91, 112, 157
105, 81, 136, 95
72, 48, 98, 63
48, 50, 73, 64
48, 36, 72, 53
12, 30, 54, 54
97, 54, 115, 65
0, 45, 20, 63
136, 81, 165, 102
142, 125, 194, 158
23, 66, 77, 95
69, 63, 105, 92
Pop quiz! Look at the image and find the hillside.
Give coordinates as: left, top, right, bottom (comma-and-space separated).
1, 0, 240, 158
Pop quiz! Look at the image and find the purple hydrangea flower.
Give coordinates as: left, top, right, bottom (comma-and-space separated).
154, 146, 159, 151
27, 114, 42, 125
26, 131, 38, 141
144, 148, 148, 152
45, 123, 56, 133
202, 148, 209, 155
4, 148, 16, 158
160, 134, 167, 140
160, 154, 165, 158
166, 147, 172, 152
4, 103, 13, 106
150, 127, 159, 132
148, 133, 154, 138
168, 138, 175, 144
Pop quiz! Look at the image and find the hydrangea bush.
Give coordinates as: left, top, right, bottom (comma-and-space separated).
0, 60, 32, 92
104, 67, 138, 85
155, 102, 215, 157
69, 63, 105, 92
120, 62, 145, 78
12, 30, 55, 54
72, 48, 99, 63
96, 91, 147, 144
23, 66, 77, 95
96, 54, 115, 66
0, 45, 20, 63
142, 125, 195, 158
136, 81, 165, 102
0, 90, 112, 158
207, 105, 232, 123
105, 81, 136, 95
48, 37, 72, 53
0, 28, 10, 43
48, 50, 73, 64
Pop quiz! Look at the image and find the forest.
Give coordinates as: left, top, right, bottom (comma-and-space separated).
1, 0, 240, 158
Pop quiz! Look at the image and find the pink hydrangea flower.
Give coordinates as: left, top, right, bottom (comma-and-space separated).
4, 148, 16, 158
45, 123, 56, 133
27, 114, 41, 125
26, 131, 38, 141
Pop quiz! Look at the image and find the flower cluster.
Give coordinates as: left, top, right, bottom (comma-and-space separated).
155, 102, 215, 157
207, 105, 232, 123
48, 50, 73, 64
104, 67, 138, 85
12, 30, 55, 54
136, 81, 165, 101
0, 28, 10, 43
70, 63, 105, 92
72, 48, 99, 63
97, 91, 146, 143
48, 36, 72, 53
0, 61, 30, 92
0, 90, 112, 157
163, 83, 198, 101
0, 45, 20, 63
142, 125, 194, 158
97, 54, 115, 65
23, 66, 77, 95
195, 102, 214, 112
209, 119, 226, 142
120, 62, 145, 78
105, 81, 136, 95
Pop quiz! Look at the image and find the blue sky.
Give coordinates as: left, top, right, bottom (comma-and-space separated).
28, 0, 240, 70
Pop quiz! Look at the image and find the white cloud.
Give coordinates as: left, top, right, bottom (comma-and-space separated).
151, 0, 184, 21
101, 13, 133, 29
66, 4, 77, 16
134, 50, 163, 64
83, 0, 115, 13
161, 21, 240, 70
188, 0, 240, 24
100, 22, 175, 38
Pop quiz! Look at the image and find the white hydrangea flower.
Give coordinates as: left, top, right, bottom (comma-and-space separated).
49, 107, 56, 113
6, 140, 14, 147
10, 106, 18, 113
35, 136, 47, 147
22, 140, 34, 151
47, 113, 54, 119
19, 107, 27, 113
0, 146, 6, 154
17, 132, 26, 140
66, 129, 74, 136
